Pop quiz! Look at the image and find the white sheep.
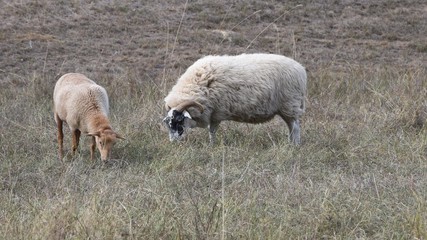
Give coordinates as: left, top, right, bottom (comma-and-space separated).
163, 53, 307, 145
53, 73, 124, 161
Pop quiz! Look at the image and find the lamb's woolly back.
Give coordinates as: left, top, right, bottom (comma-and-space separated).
54, 73, 110, 133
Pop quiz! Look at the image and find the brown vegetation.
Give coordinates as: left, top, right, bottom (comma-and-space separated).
1, 0, 426, 238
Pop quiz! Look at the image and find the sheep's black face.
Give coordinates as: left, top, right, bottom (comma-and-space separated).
163, 109, 188, 141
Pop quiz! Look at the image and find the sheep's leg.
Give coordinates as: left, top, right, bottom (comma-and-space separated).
290, 119, 301, 145
281, 116, 301, 145
55, 114, 64, 160
90, 136, 96, 161
72, 129, 81, 155
208, 123, 219, 145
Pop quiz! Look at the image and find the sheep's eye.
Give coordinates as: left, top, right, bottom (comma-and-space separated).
163, 117, 171, 124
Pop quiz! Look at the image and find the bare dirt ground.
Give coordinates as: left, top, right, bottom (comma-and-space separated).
1, 0, 426, 84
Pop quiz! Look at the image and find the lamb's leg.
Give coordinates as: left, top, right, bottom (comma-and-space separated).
90, 136, 96, 161
208, 123, 219, 145
72, 129, 81, 155
55, 114, 64, 160
281, 116, 301, 145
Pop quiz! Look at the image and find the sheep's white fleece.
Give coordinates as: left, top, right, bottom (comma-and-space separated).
164, 53, 307, 144
165, 53, 307, 127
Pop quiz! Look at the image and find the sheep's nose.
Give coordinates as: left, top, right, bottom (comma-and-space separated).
100, 151, 110, 162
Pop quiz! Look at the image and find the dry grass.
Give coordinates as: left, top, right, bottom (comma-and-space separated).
1, 0, 427, 239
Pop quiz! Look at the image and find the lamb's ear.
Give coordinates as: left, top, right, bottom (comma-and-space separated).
116, 133, 125, 140
87, 131, 101, 137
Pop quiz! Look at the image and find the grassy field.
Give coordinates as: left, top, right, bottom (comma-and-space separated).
1, 0, 427, 239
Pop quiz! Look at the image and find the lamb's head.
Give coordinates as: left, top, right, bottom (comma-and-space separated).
163, 100, 204, 141
88, 129, 124, 161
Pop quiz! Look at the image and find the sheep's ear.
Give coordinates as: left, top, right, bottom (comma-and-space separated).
183, 110, 192, 119
87, 131, 101, 137
116, 134, 125, 140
